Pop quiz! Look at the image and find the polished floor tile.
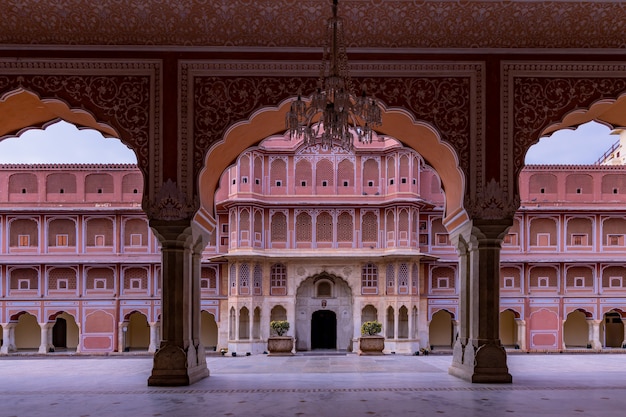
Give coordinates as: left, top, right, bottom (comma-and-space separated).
1, 353, 625, 417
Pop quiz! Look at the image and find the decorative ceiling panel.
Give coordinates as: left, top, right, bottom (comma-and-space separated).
1, 1, 625, 49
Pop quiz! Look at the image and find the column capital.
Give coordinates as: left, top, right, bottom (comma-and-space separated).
143, 179, 199, 222
464, 178, 520, 220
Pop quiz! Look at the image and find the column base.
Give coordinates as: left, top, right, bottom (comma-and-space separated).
448, 339, 512, 383
147, 342, 209, 386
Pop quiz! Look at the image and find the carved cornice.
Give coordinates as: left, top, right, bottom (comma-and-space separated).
3, 1, 626, 49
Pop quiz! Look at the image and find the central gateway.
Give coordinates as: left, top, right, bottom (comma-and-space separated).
295, 273, 353, 351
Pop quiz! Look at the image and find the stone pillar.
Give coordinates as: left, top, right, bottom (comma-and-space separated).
590, 319, 602, 350
417, 299, 429, 350
147, 219, 209, 386
449, 219, 513, 383
515, 319, 526, 351
118, 322, 128, 352
622, 322, 626, 348
393, 306, 399, 340
38, 322, 53, 354
75, 322, 82, 353
148, 322, 159, 353
1, 323, 16, 354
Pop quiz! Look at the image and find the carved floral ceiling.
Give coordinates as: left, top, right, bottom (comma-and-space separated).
1, 0, 625, 49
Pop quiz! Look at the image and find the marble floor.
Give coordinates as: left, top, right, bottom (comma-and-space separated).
1, 353, 625, 417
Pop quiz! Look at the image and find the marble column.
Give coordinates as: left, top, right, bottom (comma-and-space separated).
148, 322, 159, 353
118, 322, 128, 352
417, 298, 429, 350
1, 323, 16, 354
147, 219, 209, 386
38, 322, 53, 353
449, 219, 512, 383
590, 319, 602, 350
515, 319, 526, 351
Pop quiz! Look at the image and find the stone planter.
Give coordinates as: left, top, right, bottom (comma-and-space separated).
267, 336, 294, 356
359, 335, 385, 355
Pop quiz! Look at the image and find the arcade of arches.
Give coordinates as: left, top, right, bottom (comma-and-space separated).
4, 0, 626, 386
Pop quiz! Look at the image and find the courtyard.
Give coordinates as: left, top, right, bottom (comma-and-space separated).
1, 353, 625, 417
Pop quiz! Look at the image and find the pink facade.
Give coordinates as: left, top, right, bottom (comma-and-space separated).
1, 154, 625, 354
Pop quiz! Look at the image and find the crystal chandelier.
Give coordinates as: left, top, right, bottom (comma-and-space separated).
285, 0, 382, 151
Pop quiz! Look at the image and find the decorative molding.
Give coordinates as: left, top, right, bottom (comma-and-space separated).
183, 61, 481, 191
145, 179, 199, 221
3, 1, 626, 49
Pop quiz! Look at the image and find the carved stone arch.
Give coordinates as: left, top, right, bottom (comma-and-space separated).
505, 63, 626, 200
198, 100, 468, 231
0, 60, 161, 214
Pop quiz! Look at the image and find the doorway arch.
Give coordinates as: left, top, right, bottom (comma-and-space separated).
429, 309, 454, 349
295, 273, 353, 351
51, 311, 80, 351
311, 310, 337, 350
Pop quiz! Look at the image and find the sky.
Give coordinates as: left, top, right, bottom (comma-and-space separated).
0, 119, 619, 165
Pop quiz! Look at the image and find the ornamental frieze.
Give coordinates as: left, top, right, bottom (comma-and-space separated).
187, 62, 480, 190
3, 1, 626, 49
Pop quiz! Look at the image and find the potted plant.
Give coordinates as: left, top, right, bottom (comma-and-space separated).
267, 320, 294, 356
359, 321, 384, 355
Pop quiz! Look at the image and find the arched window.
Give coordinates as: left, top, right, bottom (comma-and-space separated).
270, 212, 287, 242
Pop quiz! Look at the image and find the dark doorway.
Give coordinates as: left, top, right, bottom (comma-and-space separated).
605, 312, 624, 348
52, 317, 67, 348
311, 310, 336, 349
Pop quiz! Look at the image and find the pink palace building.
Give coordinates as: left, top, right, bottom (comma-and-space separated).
1, 133, 625, 355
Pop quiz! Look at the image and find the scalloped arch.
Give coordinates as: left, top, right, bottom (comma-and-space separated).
197, 99, 467, 230
0, 89, 119, 139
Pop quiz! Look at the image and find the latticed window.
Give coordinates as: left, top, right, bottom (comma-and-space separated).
296, 212, 312, 242
411, 263, 419, 289
386, 264, 395, 288
229, 264, 236, 289
337, 212, 353, 242
270, 263, 287, 291
239, 263, 250, 287
337, 158, 354, 186
254, 210, 263, 240
362, 212, 378, 242
271, 212, 287, 242
316, 159, 334, 186
295, 159, 312, 187
363, 158, 379, 187
124, 267, 147, 290
398, 263, 409, 287
240, 209, 250, 230
239, 155, 250, 180
316, 212, 333, 242
270, 158, 287, 186
201, 267, 217, 289
398, 210, 409, 239
432, 267, 455, 289
49, 267, 77, 290
361, 263, 378, 287
254, 264, 262, 291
